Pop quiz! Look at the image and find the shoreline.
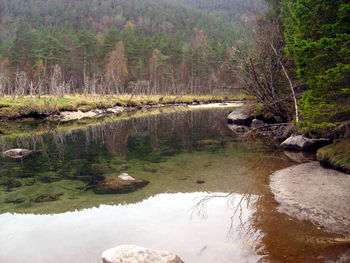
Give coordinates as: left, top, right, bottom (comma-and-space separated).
0, 94, 250, 122
48, 101, 245, 122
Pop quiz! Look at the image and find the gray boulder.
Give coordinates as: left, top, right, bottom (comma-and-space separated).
281, 134, 330, 151
2, 149, 32, 159
94, 173, 149, 194
227, 107, 252, 126
102, 245, 184, 263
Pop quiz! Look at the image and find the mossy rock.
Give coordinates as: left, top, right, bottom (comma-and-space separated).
317, 139, 350, 174
94, 174, 149, 194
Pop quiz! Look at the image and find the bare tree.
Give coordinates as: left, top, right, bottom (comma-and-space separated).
233, 16, 300, 121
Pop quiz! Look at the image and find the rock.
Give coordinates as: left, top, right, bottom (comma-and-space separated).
283, 151, 315, 163
106, 106, 124, 114
102, 245, 184, 263
228, 124, 249, 134
250, 119, 265, 129
5, 197, 26, 204
281, 134, 330, 151
2, 149, 32, 159
32, 193, 63, 203
118, 173, 135, 181
270, 162, 350, 236
227, 107, 252, 126
3, 178, 22, 189
58, 110, 97, 121
94, 173, 149, 194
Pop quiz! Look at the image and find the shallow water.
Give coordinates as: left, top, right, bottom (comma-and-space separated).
0, 108, 349, 263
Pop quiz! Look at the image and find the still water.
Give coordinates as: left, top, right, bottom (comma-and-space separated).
0, 108, 349, 262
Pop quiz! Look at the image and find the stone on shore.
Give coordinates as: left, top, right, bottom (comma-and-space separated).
281, 134, 330, 151
102, 245, 184, 263
2, 149, 33, 159
94, 173, 149, 194
270, 162, 350, 236
227, 107, 252, 126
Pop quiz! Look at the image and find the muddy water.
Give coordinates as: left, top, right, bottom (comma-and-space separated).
0, 108, 349, 263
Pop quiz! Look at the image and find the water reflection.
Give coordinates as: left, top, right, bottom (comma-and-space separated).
0, 108, 272, 213
0, 192, 263, 263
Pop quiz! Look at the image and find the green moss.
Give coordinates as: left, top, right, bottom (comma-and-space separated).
317, 139, 350, 174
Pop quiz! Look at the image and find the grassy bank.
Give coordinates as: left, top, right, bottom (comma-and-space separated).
0, 94, 249, 120
317, 139, 350, 174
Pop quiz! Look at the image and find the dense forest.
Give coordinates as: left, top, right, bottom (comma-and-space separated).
0, 0, 265, 96
234, 0, 349, 136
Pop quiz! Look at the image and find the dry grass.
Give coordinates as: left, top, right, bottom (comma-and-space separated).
0, 93, 250, 120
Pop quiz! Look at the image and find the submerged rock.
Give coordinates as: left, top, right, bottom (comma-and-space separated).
281, 135, 330, 151
102, 245, 184, 263
32, 193, 63, 203
94, 173, 149, 194
2, 149, 33, 159
227, 107, 252, 126
1, 178, 22, 189
270, 162, 350, 236
5, 197, 26, 204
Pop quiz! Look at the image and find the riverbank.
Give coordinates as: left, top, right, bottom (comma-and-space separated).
0, 94, 250, 121
227, 104, 350, 174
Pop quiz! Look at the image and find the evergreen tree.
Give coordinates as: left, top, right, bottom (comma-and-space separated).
283, 0, 350, 127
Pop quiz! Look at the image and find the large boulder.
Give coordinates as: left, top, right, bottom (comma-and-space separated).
270, 162, 350, 236
281, 134, 330, 151
227, 107, 252, 126
102, 245, 184, 263
2, 149, 32, 159
94, 173, 149, 194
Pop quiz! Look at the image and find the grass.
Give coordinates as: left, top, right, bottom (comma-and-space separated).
0, 93, 250, 120
317, 139, 350, 174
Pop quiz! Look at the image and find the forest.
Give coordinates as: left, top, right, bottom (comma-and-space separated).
0, 0, 264, 96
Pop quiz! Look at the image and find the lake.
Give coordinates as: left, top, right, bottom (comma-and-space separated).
0, 107, 349, 262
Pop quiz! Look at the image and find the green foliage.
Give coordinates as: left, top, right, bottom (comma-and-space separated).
282, 0, 350, 125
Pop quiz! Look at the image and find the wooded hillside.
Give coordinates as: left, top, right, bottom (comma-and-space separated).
0, 0, 265, 96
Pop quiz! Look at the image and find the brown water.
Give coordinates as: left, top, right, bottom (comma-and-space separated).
0, 107, 349, 263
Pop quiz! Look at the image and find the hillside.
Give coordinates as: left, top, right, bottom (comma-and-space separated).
0, 0, 265, 96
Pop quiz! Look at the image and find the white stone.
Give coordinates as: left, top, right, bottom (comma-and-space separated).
102, 245, 184, 263
2, 149, 32, 159
118, 173, 136, 181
